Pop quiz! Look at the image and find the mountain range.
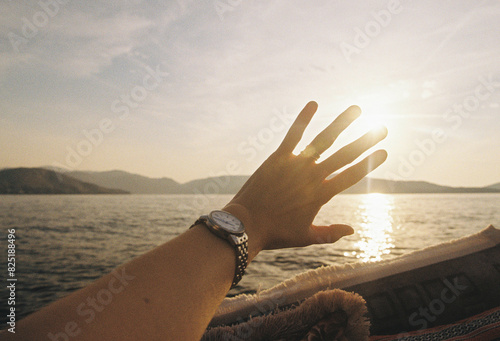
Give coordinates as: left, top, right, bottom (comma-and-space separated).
0, 167, 499, 195
0, 168, 128, 194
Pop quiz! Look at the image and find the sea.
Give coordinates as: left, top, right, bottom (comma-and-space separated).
0, 193, 499, 326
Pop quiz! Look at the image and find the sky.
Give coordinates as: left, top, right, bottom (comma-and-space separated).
1, 0, 499, 187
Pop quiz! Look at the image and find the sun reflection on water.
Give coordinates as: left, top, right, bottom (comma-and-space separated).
349, 193, 395, 262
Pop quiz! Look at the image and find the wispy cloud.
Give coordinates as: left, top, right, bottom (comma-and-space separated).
1, 0, 499, 186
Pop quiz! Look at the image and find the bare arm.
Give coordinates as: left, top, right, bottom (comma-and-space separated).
6, 101, 387, 340
9, 225, 237, 340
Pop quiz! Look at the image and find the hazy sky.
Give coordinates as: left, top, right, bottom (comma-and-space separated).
1, 0, 499, 187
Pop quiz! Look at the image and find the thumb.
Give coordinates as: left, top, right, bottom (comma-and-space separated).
309, 224, 354, 245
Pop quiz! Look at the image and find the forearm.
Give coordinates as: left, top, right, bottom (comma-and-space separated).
12, 223, 256, 341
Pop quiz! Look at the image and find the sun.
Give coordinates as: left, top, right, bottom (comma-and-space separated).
328, 89, 403, 167
349, 86, 403, 134
356, 102, 393, 133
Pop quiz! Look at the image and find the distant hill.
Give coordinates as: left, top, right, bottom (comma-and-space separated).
180, 176, 249, 194
344, 178, 500, 194
487, 182, 500, 190
0, 168, 128, 194
67, 171, 247, 194
68, 170, 180, 194
54, 169, 500, 195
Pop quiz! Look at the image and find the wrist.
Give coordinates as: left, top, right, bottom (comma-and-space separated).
222, 203, 264, 262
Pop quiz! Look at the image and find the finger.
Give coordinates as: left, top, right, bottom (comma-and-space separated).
305, 105, 362, 155
277, 101, 318, 154
308, 224, 354, 245
321, 149, 388, 201
320, 126, 388, 175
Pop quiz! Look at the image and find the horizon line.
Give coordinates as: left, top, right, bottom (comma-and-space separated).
0, 166, 498, 189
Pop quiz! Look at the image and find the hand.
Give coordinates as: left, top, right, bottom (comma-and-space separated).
224, 101, 388, 255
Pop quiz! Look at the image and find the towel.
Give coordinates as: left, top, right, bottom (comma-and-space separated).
202, 289, 370, 341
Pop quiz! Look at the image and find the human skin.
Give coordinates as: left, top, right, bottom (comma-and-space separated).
2, 101, 387, 340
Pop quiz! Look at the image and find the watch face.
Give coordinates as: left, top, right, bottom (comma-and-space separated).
210, 210, 244, 234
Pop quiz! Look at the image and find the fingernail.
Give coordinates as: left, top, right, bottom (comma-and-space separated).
372, 125, 388, 136
342, 225, 355, 236
349, 105, 362, 115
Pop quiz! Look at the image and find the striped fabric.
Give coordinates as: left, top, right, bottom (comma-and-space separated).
369, 306, 500, 341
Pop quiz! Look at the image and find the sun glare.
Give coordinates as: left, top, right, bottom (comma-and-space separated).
356, 103, 392, 132
351, 87, 405, 134
349, 193, 395, 262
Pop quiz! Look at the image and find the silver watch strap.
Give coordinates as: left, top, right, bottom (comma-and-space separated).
230, 234, 248, 288
191, 219, 249, 288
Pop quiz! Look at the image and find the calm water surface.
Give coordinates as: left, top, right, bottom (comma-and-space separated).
0, 193, 499, 324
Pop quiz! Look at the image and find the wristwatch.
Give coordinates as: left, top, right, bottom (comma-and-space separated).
190, 210, 248, 288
